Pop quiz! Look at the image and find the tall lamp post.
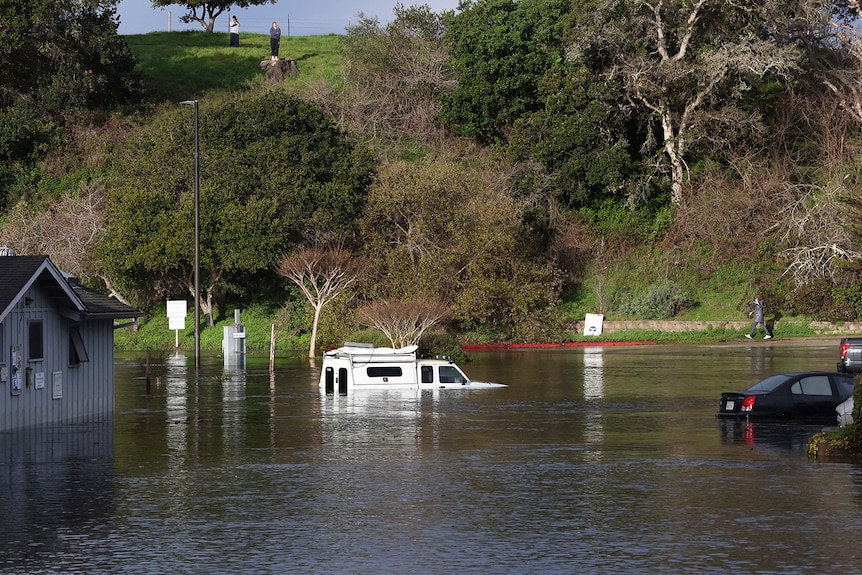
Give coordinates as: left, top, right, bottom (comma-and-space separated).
180, 99, 201, 369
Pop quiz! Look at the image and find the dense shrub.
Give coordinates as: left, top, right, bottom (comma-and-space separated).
617, 282, 697, 319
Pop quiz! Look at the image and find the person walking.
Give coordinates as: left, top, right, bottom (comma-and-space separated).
229, 16, 240, 47
269, 21, 281, 60
745, 295, 772, 339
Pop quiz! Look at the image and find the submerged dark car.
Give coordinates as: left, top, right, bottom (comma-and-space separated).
716, 371, 855, 419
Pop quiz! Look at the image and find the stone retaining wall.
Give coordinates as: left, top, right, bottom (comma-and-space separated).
575, 320, 862, 335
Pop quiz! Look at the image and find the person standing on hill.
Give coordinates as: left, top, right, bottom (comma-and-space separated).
745, 295, 772, 339
269, 21, 281, 60
229, 16, 240, 47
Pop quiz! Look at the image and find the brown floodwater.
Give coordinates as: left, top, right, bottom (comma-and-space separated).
1, 341, 861, 574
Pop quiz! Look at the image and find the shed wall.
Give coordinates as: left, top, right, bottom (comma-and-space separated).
0, 284, 115, 431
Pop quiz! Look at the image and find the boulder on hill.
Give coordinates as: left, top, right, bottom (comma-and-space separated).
260, 59, 300, 82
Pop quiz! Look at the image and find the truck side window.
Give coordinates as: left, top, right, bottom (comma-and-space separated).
439, 366, 465, 384
421, 365, 434, 384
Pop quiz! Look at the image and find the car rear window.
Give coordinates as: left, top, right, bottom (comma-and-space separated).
746, 374, 790, 393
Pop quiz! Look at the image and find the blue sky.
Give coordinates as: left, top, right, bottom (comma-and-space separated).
115, 0, 462, 35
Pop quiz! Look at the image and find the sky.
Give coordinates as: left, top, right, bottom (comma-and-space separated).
115, 0, 463, 36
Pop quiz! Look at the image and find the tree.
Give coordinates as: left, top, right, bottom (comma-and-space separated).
359, 156, 563, 340
0, 181, 132, 305
806, 1, 862, 123
358, 299, 449, 348
150, 1, 275, 33
569, 0, 803, 205
276, 248, 362, 358
100, 91, 375, 323
0, 0, 141, 208
441, 0, 571, 144
337, 3, 455, 146
509, 59, 639, 210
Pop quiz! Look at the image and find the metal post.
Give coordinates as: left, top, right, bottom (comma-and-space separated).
180, 99, 201, 370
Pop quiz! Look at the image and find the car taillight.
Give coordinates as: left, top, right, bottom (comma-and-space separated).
741, 396, 756, 412
841, 342, 850, 359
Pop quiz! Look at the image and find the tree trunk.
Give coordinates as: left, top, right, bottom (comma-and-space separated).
660, 108, 686, 205
309, 303, 322, 358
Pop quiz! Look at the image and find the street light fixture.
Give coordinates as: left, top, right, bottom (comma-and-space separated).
180, 99, 201, 370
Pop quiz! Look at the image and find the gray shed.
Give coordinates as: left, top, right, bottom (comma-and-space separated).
0, 254, 141, 431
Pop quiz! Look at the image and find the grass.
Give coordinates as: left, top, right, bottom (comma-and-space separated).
124, 31, 345, 101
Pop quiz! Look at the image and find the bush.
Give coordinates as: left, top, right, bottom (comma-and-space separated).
617, 281, 697, 319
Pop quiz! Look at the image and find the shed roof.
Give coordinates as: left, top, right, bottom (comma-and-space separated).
0, 255, 141, 323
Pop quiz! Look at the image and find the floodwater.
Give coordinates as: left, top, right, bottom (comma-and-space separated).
2, 342, 862, 574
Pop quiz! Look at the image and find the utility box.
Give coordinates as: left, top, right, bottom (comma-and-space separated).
222, 309, 246, 369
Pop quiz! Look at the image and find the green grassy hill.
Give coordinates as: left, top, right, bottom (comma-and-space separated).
125, 31, 344, 101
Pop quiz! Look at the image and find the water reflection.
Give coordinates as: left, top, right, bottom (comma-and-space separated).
583, 347, 605, 461
717, 417, 825, 454
0, 421, 114, 572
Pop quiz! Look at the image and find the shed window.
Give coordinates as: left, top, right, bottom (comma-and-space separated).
69, 326, 89, 366
28, 320, 43, 361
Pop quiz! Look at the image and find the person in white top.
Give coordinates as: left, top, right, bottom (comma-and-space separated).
229, 16, 239, 47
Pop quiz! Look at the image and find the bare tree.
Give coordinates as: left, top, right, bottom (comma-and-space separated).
0, 181, 133, 305
357, 299, 450, 349
806, 0, 862, 123
335, 5, 455, 148
774, 180, 860, 286
579, 0, 801, 204
276, 247, 361, 358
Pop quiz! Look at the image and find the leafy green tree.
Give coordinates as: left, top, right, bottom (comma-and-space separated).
0, 0, 141, 208
150, 0, 275, 32
440, 0, 571, 144
359, 157, 563, 340
509, 60, 639, 210
100, 91, 376, 323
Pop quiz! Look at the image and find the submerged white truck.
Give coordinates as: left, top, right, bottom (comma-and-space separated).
319, 342, 505, 395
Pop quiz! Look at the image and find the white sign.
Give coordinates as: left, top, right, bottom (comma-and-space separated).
583, 313, 604, 336
35, 371, 45, 389
52, 371, 63, 399
167, 300, 188, 317
167, 300, 187, 331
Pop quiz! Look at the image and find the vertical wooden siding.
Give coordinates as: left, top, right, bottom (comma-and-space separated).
0, 284, 115, 431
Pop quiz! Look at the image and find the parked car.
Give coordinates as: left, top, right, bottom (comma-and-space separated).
716, 371, 855, 419
837, 337, 862, 374
836, 396, 854, 427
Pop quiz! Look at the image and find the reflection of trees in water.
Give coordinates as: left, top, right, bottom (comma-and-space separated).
0, 421, 115, 566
